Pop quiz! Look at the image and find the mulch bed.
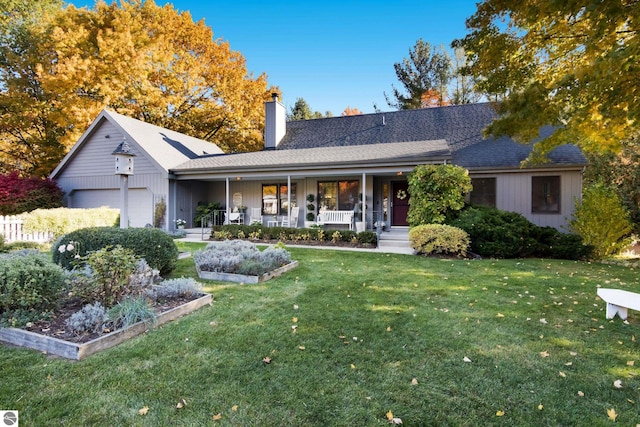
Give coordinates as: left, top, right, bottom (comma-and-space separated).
208, 238, 376, 249
21, 294, 200, 344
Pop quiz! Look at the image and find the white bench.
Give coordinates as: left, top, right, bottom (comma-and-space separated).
316, 210, 354, 230
597, 288, 640, 320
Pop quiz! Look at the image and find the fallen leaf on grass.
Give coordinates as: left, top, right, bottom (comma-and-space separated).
570, 351, 578, 356
614, 380, 623, 389
298, 346, 305, 350
262, 356, 271, 364
496, 410, 505, 417
607, 408, 617, 421
463, 357, 472, 363
577, 391, 584, 397
350, 364, 356, 369
138, 406, 149, 416
386, 326, 392, 332
540, 351, 550, 358
232, 405, 238, 411
559, 371, 566, 378
293, 317, 298, 323
411, 378, 419, 385
540, 318, 548, 324
213, 413, 222, 421
386, 410, 402, 424
538, 404, 543, 410
627, 360, 635, 366
176, 399, 187, 409
496, 313, 505, 318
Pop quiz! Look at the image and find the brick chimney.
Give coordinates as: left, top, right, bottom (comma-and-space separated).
264, 93, 286, 150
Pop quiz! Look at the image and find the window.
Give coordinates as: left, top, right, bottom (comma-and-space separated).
262, 183, 296, 215
531, 176, 560, 213
318, 180, 359, 211
470, 178, 496, 207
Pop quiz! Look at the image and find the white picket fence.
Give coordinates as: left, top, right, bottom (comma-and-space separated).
0, 215, 54, 243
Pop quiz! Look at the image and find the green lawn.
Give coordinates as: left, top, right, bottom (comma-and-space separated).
1, 243, 639, 426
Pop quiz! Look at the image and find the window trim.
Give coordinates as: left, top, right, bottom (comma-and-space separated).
262, 183, 296, 215
531, 176, 560, 214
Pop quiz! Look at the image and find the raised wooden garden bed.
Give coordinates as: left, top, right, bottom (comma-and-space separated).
0, 293, 212, 361
195, 261, 298, 284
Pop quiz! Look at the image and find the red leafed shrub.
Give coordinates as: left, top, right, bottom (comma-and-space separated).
0, 172, 64, 215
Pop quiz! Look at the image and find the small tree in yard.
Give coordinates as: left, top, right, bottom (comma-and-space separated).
0, 172, 64, 215
570, 183, 633, 259
407, 164, 472, 226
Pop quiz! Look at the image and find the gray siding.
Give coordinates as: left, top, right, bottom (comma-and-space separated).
55, 122, 170, 228
472, 170, 583, 230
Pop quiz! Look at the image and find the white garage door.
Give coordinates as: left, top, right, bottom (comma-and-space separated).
71, 189, 153, 228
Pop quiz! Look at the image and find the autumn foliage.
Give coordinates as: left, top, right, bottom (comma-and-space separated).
0, 0, 276, 175
0, 172, 64, 215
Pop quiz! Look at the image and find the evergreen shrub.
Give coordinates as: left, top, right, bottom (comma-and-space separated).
0, 250, 65, 325
52, 227, 178, 275
450, 206, 591, 259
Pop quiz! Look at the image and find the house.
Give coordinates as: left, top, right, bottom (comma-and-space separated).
50, 97, 586, 231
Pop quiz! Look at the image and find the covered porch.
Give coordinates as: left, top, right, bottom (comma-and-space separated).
167, 139, 452, 232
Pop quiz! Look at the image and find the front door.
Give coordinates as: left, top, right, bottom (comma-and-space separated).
392, 181, 409, 226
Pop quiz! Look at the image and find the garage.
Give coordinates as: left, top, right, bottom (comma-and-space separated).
70, 188, 154, 228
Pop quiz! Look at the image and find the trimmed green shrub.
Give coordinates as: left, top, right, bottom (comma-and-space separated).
0, 250, 66, 326
450, 206, 591, 260
209, 224, 377, 247
22, 207, 119, 239
51, 227, 178, 275
570, 183, 633, 259
407, 164, 472, 226
409, 224, 470, 257
450, 206, 538, 258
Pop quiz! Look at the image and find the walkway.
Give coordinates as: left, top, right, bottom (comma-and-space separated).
179, 227, 414, 255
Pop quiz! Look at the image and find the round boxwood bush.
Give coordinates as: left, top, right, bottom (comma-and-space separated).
409, 224, 470, 257
52, 227, 178, 275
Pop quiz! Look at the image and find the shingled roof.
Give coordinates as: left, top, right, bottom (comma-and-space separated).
276, 103, 587, 169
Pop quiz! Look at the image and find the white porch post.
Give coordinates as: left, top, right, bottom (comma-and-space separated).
362, 173, 367, 230
225, 177, 230, 222
287, 175, 291, 220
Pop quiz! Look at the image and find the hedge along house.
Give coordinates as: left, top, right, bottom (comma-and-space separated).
51, 97, 587, 231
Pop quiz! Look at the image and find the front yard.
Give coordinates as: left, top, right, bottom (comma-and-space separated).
1, 243, 639, 425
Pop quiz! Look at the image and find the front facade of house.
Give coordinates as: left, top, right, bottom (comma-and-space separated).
51, 100, 586, 232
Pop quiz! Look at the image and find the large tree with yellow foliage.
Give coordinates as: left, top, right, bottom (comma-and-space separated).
1, 0, 275, 176
455, 0, 639, 161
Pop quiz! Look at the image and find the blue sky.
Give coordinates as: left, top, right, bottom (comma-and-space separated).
67, 1, 479, 115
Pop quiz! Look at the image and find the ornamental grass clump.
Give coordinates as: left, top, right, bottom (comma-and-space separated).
194, 240, 292, 276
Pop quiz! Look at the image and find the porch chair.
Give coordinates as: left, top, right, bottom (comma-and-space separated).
249, 208, 263, 225
224, 210, 243, 225
281, 206, 299, 228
